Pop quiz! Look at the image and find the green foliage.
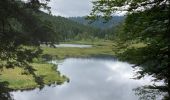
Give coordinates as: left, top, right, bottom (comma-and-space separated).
0, 0, 56, 67
37, 12, 102, 41
69, 16, 125, 29
69, 16, 125, 40
0, 0, 60, 99
89, 0, 170, 99
37, 12, 125, 41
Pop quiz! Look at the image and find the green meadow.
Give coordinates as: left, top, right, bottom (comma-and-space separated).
0, 63, 67, 90
0, 40, 145, 90
0, 40, 115, 90
42, 40, 115, 59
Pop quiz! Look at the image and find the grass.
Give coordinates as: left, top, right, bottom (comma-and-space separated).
0, 40, 145, 90
0, 40, 114, 90
42, 40, 115, 59
0, 63, 67, 90
62, 39, 113, 45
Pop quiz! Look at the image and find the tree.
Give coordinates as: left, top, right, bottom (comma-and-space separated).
89, 0, 169, 99
0, 0, 55, 99
0, 0, 54, 65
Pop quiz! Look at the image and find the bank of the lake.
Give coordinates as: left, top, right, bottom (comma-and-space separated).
11, 58, 158, 100
42, 40, 145, 60
0, 40, 144, 90
42, 40, 115, 59
0, 63, 67, 90
0, 41, 115, 90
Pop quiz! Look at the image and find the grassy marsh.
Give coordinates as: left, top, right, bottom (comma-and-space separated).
0, 63, 67, 90
42, 40, 115, 59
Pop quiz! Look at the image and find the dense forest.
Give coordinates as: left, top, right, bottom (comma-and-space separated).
38, 12, 100, 41
69, 16, 125, 29
37, 12, 125, 41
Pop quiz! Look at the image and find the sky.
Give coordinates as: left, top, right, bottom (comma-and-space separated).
48, 0, 93, 17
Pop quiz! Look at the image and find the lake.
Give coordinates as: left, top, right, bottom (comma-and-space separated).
11, 57, 155, 100
54, 44, 92, 48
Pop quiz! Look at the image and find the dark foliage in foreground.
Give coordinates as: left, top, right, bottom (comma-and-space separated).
89, 0, 170, 99
0, 0, 54, 99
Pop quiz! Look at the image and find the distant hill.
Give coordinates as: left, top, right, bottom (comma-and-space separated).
37, 12, 101, 41
36, 12, 124, 41
69, 16, 125, 29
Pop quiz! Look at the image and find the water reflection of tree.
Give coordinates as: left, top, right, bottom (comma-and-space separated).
133, 86, 164, 100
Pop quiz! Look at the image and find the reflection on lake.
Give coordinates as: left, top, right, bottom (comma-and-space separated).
54, 44, 92, 48
11, 58, 153, 100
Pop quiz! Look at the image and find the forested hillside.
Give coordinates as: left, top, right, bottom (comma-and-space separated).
37, 12, 102, 41
37, 13, 125, 41
69, 16, 125, 29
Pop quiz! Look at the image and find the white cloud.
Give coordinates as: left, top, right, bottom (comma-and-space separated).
48, 0, 93, 17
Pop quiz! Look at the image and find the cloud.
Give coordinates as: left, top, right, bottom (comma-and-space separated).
48, 0, 93, 17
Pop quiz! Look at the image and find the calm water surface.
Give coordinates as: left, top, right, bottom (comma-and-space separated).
54, 44, 92, 48
11, 58, 153, 100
